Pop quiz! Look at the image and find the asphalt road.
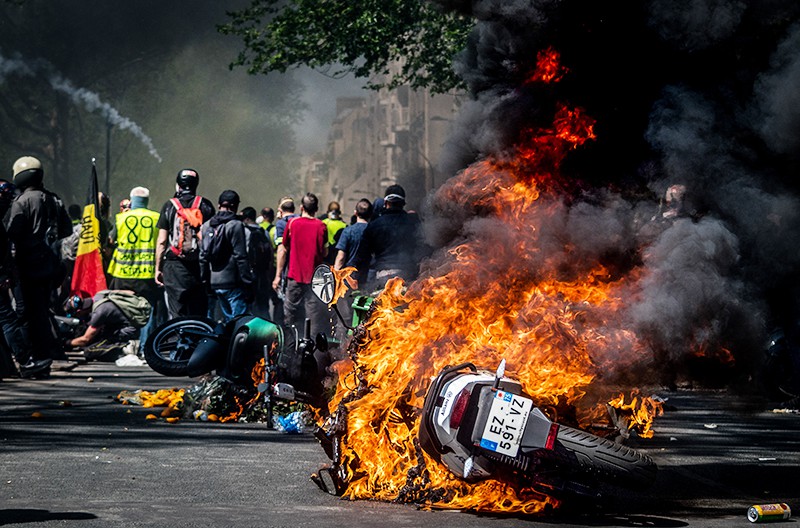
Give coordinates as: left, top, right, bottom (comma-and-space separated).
1, 361, 799, 528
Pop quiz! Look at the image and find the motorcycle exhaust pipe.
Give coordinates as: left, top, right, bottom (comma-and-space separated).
186, 338, 225, 377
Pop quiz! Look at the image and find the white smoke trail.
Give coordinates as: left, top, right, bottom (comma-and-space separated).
0, 51, 162, 163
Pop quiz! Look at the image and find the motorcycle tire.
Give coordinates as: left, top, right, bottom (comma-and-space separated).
544, 425, 657, 489
144, 317, 216, 377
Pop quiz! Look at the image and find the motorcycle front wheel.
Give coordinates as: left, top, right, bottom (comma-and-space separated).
144, 317, 217, 376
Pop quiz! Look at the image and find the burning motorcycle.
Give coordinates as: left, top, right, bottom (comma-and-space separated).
309, 265, 658, 502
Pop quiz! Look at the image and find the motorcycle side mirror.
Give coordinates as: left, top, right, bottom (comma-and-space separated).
311, 265, 336, 304
311, 264, 353, 330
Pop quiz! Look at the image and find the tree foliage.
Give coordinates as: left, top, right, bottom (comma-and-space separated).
218, 0, 473, 94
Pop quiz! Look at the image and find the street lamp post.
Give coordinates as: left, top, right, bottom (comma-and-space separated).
105, 120, 113, 197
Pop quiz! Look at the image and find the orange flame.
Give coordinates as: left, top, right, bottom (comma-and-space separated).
317, 47, 671, 512
608, 390, 665, 439
330, 266, 359, 306
526, 47, 568, 84
220, 358, 266, 422
317, 75, 662, 512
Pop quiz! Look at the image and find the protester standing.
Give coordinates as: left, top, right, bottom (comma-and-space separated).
334, 198, 373, 284
240, 206, 274, 319
271, 197, 297, 319
354, 184, 423, 291
332, 198, 373, 327
272, 193, 327, 334
0, 179, 30, 379
154, 169, 215, 319
107, 186, 161, 355
199, 190, 253, 322
5, 156, 73, 378
321, 201, 347, 266
259, 207, 276, 243
255, 206, 280, 321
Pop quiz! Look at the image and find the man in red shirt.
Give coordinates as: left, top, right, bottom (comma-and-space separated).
272, 192, 327, 333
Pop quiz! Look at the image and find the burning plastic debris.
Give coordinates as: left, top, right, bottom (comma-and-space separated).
116, 367, 303, 426
607, 391, 666, 439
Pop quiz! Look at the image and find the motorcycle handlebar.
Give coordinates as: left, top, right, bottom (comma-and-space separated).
304, 318, 311, 340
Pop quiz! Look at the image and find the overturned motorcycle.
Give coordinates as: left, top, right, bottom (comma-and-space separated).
143, 310, 334, 421
143, 265, 657, 506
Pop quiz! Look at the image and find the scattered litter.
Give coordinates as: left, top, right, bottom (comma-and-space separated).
87, 377, 94, 383
273, 410, 308, 433
145, 414, 158, 420
160, 407, 179, 418
30, 411, 43, 419
758, 457, 777, 462
193, 410, 209, 421
704, 423, 718, 429
116, 355, 146, 367
747, 502, 791, 523
772, 408, 800, 414
58, 400, 72, 407
670, 437, 677, 442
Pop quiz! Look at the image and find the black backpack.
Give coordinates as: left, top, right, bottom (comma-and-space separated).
202, 222, 228, 269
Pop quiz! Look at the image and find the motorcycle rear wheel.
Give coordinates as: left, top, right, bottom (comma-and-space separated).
545, 425, 657, 489
144, 317, 216, 376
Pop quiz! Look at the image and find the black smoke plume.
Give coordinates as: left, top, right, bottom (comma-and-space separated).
424, 1, 800, 386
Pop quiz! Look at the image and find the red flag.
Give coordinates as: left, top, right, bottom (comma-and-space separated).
71, 160, 108, 298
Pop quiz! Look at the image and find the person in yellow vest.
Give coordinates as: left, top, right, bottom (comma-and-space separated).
107, 186, 160, 356
321, 201, 347, 266
259, 207, 277, 244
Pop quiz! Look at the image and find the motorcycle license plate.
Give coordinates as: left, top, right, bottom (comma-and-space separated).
479, 390, 532, 457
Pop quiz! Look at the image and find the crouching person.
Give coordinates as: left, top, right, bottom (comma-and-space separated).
65, 290, 151, 361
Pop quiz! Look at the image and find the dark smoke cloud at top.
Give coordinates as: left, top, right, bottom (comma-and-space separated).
424, 1, 800, 383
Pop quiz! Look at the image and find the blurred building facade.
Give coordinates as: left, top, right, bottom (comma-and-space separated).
302, 84, 463, 215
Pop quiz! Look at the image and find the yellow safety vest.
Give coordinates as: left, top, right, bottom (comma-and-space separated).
107, 208, 160, 280
322, 217, 347, 247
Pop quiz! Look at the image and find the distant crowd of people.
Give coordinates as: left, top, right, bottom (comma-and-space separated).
0, 156, 427, 381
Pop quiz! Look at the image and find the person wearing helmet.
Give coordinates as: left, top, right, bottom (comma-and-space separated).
0, 179, 32, 379
5, 156, 73, 378
154, 169, 215, 319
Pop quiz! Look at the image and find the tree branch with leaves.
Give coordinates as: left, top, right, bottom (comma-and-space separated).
218, 0, 473, 94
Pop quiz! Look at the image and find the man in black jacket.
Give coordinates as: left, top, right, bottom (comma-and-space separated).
200, 190, 253, 322
354, 184, 424, 291
0, 179, 31, 379
240, 206, 274, 319
5, 156, 73, 378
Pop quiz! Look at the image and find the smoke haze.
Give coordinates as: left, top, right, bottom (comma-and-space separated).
424, 1, 800, 385
0, 1, 364, 208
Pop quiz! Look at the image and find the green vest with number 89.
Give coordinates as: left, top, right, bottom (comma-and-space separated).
107, 208, 160, 280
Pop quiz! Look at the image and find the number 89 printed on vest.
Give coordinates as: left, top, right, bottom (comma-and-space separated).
107, 187, 160, 281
